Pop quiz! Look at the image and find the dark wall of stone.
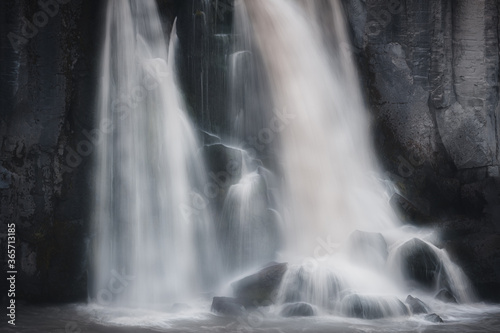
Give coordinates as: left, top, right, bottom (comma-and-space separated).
0, 0, 105, 303
345, 0, 499, 221
175, 0, 234, 137
342, 0, 500, 300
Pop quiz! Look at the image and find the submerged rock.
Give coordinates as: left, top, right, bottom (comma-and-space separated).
425, 313, 444, 323
280, 302, 315, 317
232, 262, 288, 305
435, 289, 457, 303
211, 297, 245, 316
279, 265, 344, 307
405, 295, 429, 314
340, 294, 408, 319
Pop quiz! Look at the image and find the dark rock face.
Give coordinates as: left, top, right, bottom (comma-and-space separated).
0, 0, 106, 303
232, 262, 287, 305
442, 227, 500, 301
175, 0, 233, 135
280, 266, 344, 307
425, 313, 444, 323
405, 295, 429, 315
346, 1, 500, 299
211, 297, 245, 316
280, 302, 315, 317
435, 289, 457, 303
348, 0, 500, 219
396, 238, 445, 290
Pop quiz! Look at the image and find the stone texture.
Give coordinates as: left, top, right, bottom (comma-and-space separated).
346, 0, 500, 300
232, 262, 287, 305
211, 297, 245, 316
0, 0, 105, 302
353, 0, 500, 220
425, 313, 444, 323
435, 288, 458, 303
405, 295, 429, 315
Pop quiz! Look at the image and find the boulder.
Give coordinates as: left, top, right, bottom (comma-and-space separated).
211, 297, 245, 316
435, 289, 457, 303
232, 262, 287, 305
405, 295, 429, 314
340, 294, 408, 319
280, 302, 315, 317
425, 313, 444, 323
279, 266, 343, 306
396, 238, 445, 290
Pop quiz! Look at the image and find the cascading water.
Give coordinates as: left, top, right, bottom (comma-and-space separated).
240, 0, 396, 253
231, 0, 475, 315
90, 0, 220, 307
85, 0, 480, 326
218, 153, 282, 275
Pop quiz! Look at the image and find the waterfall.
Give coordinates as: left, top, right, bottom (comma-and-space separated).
218, 153, 282, 275
90, 0, 219, 307
89, 0, 475, 317
231, 0, 475, 310
237, 0, 396, 257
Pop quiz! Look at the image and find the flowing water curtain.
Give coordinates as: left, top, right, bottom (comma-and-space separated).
238, 0, 398, 256
232, 0, 476, 311
228, 1, 273, 148
91, 0, 220, 307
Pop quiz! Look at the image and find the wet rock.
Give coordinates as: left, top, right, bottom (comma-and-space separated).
211, 297, 245, 316
435, 289, 457, 303
202, 144, 243, 186
280, 302, 315, 317
405, 295, 429, 314
396, 238, 445, 290
340, 294, 408, 319
200, 131, 222, 145
232, 262, 288, 305
425, 313, 444, 323
279, 265, 344, 306
443, 231, 500, 302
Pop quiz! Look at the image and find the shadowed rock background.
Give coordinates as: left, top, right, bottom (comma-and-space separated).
1, 0, 499, 304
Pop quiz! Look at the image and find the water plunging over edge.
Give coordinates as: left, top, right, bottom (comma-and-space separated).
90, 0, 220, 308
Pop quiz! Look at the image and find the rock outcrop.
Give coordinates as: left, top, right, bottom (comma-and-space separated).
343, 0, 500, 301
